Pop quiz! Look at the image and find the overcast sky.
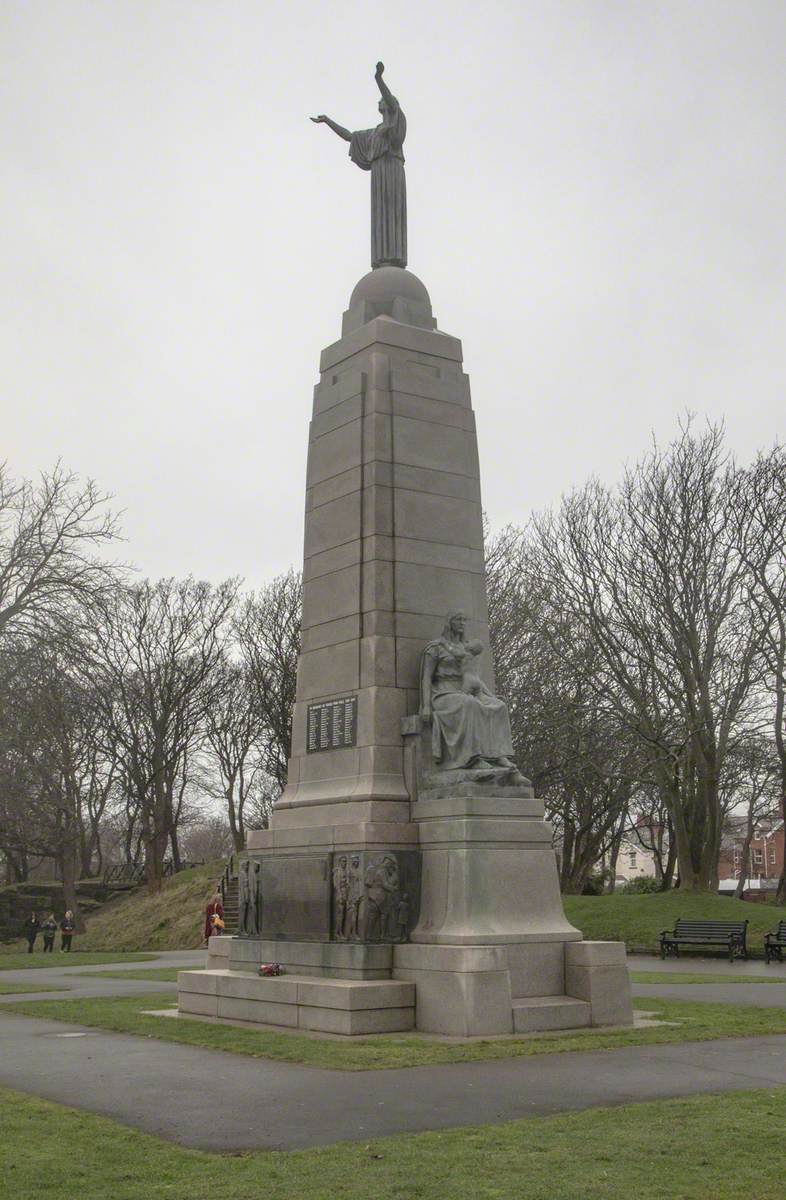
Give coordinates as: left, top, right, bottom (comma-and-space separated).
3, 1, 785, 589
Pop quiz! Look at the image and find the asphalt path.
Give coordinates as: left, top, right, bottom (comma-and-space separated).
0, 949, 203, 1004
629, 953, 786, 1009
1, 1009, 786, 1151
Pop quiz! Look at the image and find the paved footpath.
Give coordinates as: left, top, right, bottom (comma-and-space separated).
1, 1008, 786, 1151
630, 953, 786, 1009
0, 949, 203, 1004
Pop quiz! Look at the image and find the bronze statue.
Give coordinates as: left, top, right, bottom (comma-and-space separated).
420, 611, 520, 773
311, 62, 407, 269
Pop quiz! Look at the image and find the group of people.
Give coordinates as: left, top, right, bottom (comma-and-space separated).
24, 911, 76, 953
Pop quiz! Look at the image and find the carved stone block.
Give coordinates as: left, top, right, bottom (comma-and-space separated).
331, 849, 421, 944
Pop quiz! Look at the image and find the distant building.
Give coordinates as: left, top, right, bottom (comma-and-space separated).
718, 819, 783, 897
613, 834, 660, 885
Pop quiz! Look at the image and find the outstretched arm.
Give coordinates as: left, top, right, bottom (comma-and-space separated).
375, 61, 395, 109
310, 115, 352, 142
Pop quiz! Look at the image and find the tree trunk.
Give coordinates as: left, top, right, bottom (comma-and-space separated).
60, 846, 84, 933
661, 818, 678, 890
734, 824, 753, 901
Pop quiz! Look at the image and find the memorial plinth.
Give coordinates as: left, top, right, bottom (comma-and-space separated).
179, 266, 633, 1036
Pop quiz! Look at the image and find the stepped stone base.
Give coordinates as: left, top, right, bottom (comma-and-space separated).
512, 996, 591, 1033
177, 968, 414, 1035
194, 935, 632, 1037
228, 936, 394, 979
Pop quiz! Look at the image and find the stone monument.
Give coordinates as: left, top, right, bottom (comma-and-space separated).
178, 64, 633, 1036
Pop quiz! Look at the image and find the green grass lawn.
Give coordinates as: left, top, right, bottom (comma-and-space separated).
79, 967, 180, 983
3, 1083, 786, 1200
7, 991, 786, 1070
0, 981, 64, 995
0, 951, 158, 971
631, 970, 786, 985
563, 890, 784, 954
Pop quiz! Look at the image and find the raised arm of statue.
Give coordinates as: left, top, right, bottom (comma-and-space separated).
374, 61, 395, 109
310, 114, 352, 142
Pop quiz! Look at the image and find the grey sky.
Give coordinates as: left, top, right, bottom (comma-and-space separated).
3, 1, 785, 589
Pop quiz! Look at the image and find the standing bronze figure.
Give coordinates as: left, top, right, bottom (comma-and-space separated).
311, 62, 407, 269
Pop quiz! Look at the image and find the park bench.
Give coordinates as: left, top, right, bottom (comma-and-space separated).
660, 918, 749, 962
764, 921, 786, 965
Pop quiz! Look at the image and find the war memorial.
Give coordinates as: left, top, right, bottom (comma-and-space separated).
178, 63, 633, 1038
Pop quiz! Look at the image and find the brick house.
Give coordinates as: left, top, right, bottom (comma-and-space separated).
718, 819, 784, 894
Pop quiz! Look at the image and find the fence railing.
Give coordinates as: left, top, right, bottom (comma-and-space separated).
103, 860, 205, 887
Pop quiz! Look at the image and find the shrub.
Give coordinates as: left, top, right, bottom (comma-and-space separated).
619, 876, 663, 895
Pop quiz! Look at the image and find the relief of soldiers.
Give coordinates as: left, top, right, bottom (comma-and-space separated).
395, 892, 410, 943
361, 854, 401, 941
332, 855, 349, 940
238, 859, 252, 936
346, 854, 364, 940
251, 861, 261, 935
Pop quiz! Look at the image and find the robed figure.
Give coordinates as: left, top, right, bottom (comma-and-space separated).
311, 62, 407, 269
420, 612, 518, 772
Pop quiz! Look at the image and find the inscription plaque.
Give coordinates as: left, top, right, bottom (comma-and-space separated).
306, 695, 358, 753
259, 855, 332, 941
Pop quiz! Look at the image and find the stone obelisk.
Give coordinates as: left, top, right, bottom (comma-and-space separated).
178, 65, 633, 1036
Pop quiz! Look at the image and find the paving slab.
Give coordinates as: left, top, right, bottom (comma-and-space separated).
1, 1008, 786, 1151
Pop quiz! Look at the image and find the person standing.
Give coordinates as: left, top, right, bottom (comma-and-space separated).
60, 910, 75, 952
24, 911, 40, 954
41, 913, 57, 953
203, 893, 224, 945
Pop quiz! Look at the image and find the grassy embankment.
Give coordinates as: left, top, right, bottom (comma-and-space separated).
1, 862, 221, 958
75, 861, 222, 952
4, 1083, 786, 1200
563, 890, 783, 955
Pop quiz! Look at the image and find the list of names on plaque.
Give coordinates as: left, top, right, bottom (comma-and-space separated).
306, 695, 358, 753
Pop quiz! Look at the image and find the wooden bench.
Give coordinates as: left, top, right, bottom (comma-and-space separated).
764, 921, 786, 965
660, 918, 749, 962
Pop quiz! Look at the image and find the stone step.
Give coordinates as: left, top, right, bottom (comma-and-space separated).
178, 968, 414, 1036
512, 995, 592, 1034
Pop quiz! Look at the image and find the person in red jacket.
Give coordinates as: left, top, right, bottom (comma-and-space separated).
203, 894, 224, 945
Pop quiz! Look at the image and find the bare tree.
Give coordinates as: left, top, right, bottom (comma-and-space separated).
733, 447, 786, 900
0, 462, 122, 642
234, 570, 301, 790
719, 735, 782, 899
487, 527, 640, 893
532, 421, 761, 891
202, 658, 271, 850
88, 577, 237, 890
0, 638, 118, 928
